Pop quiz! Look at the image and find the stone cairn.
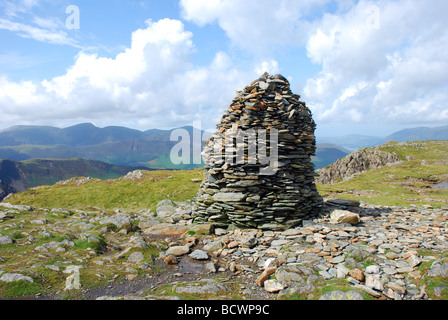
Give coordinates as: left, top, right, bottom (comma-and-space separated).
192, 73, 323, 231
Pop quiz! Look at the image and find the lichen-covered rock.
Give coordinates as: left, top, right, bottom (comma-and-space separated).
316, 147, 402, 184
100, 213, 134, 232
0, 236, 13, 245
330, 209, 360, 225
0, 273, 34, 283
319, 290, 364, 300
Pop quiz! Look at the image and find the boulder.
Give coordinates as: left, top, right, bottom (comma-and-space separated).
264, 279, 285, 293
0, 273, 33, 283
100, 213, 134, 232
0, 236, 13, 245
166, 245, 190, 256
127, 252, 144, 263
143, 223, 188, 237
0, 203, 35, 211
176, 279, 229, 295
189, 249, 209, 260
256, 267, 277, 287
156, 205, 177, 221
427, 261, 448, 278
330, 210, 360, 225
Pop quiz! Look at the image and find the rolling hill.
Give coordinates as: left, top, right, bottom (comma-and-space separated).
384, 125, 448, 142
0, 124, 350, 200
316, 140, 448, 208
313, 143, 350, 169
0, 123, 203, 169
318, 124, 448, 150
0, 123, 348, 170
0, 158, 148, 201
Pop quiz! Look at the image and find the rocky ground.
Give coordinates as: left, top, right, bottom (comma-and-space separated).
0, 198, 447, 300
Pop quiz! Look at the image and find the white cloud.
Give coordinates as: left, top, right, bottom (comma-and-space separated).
1, 0, 40, 18
0, 18, 252, 130
255, 60, 279, 76
0, 0, 80, 47
2, 0, 448, 136
303, 0, 448, 128
180, 0, 330, 54
0, 17, 79, 47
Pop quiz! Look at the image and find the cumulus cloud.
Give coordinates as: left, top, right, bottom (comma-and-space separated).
2, 0, 448, 136
0, 18, 252, 130
303, 0, 448, 128
181, 0, 448, 133
180, 0, 330, 54
254, 60, 280, 76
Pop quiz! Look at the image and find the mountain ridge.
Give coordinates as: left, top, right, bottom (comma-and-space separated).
1, 123, 447, 174
385, 125, 448, 142
0, 123, 349, 170
318, 124, 448, 150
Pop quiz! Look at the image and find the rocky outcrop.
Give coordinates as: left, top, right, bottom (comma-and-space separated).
0, 181, 17, 202
316, 146, 402, 184
193, 73, 323, 230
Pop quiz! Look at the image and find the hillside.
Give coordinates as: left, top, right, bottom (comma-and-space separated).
0, 123, 346, 170
318, 135, 385, 151
3, 169, 203, 212
0, 158, 149, 201
8, 140, 445, 212
318, 124, 448, 150
0, 123, 203, 169
316, 140, 448, 208
313, 143, 349, 169
385, 125, 448, 142
315, 146, 402, 184
1, 161, 447, 301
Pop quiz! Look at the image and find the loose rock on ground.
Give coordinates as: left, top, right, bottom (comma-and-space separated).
0, 197, 447, 300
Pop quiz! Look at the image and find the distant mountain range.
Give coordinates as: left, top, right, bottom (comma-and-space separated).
0, 123, 202, 170
0, 122, 446, 201
0, 123, 349, 200
318, 125, 448, 150
385, 125, 448, 142
0, 123, 350, 170
0, 122, 446, 182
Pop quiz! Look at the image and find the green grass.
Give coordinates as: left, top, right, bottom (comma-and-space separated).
0, 280, 45, 298
317, 140, 448, 208
4, 169, 204, 212
1, 169, 203, 298
278, 278, 372, 300
5, 141, 447, 211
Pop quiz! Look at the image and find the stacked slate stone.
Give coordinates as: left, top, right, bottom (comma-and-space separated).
192, 72, 323, 231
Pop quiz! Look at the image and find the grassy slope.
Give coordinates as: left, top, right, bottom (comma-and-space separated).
4, 169, 204, 211
3, 140, 448, 211
317, 140, 448, 208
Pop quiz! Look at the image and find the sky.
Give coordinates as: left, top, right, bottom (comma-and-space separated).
0, 0, 447, 138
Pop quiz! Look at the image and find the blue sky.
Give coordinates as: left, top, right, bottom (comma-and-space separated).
1, 0, 447, 138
